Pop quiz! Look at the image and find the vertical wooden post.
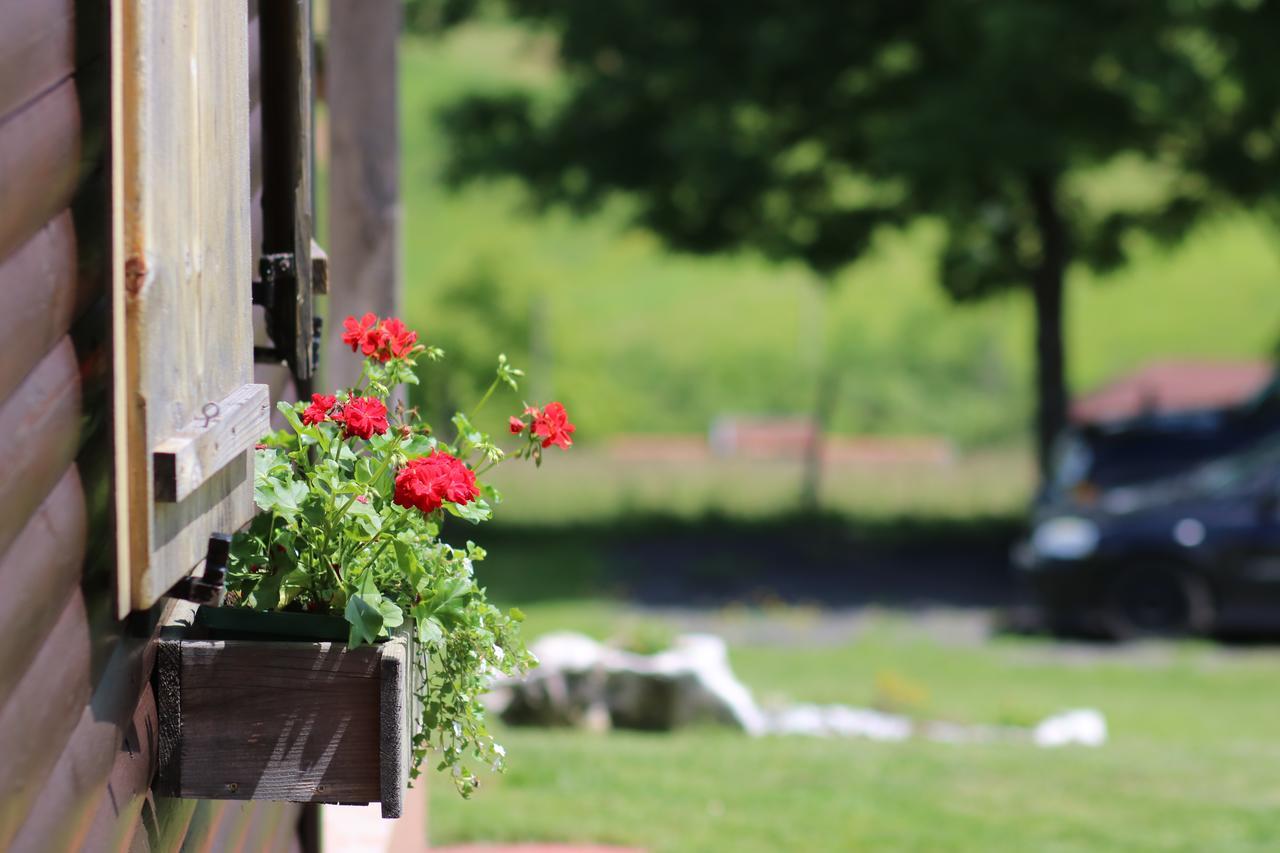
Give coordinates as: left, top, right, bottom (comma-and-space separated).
326, 0, 402, 393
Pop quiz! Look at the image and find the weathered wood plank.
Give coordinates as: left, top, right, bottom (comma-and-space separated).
0, 336, 81, 558
153, 383, 270, 502
6, 600, 174, 853
0, 77, 81, 262
0, 210, 78, 402
326, 0, 402, 391
0, 0, 75, 123
380, 633, 409, 819
159, 639, 384, 803
0, 591, 91, 849
78, 683, 160, 853
259, 0, 317, 382
0, 465, 86, 706
112, 0, 255, 614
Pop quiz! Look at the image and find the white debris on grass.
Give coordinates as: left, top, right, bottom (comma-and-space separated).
489, 631, 1108, 748
1033, 708, 1108, 747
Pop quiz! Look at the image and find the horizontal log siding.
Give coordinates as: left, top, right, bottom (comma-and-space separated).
0, 78, 83, 261
0, 590, 91, 847
0, 0, 75, 122
0, 467, 86, 705
0, 212, 78, 401
0, 1, 300, 849
0, 337, 82, 557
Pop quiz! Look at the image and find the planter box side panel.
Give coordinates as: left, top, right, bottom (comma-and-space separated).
159, 639, 383, 805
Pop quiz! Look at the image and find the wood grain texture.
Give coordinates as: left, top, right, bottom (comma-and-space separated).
153, 382, 270, 502
0, 465, 86, 706
0, 210, 78, 402
379, 633, 408, 818
326, 0, 402, 391
8, 606, 162, 853
0, 336, 82, 558
78, 683, 160, 853
0, 590, 91, 849
159, 638, 384, 804
112, 0, 255, 614
0, 77, 81, 262
0, 0, 75, 122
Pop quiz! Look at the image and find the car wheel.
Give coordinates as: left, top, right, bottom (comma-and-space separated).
1105, 566, 1213, 639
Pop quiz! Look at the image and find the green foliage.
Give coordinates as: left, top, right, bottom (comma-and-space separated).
394, 25, 1280, 449
226, 327, 556, 796
424, 2, 1275, 467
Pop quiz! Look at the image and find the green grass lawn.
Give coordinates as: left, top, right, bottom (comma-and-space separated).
481, 447, 1035, 524
429, 604, 1280, 851
390, 24, 1280, 849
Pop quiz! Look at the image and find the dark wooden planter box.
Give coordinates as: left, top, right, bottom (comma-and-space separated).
155, 606, 413, 818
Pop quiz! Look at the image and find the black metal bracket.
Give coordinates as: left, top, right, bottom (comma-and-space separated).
252, 253, 321, 384
168, 533, 231, 606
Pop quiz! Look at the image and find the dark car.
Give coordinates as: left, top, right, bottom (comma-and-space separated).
1041, 373, 1280, 511
1017, 433, 1280, 637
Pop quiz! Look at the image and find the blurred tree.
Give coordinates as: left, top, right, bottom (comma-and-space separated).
426, 0, 1219, 481
1190, 4, 1280, 221
412, 258, 531, 434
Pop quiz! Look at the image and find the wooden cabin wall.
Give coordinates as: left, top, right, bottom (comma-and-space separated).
0, 1, 302, 849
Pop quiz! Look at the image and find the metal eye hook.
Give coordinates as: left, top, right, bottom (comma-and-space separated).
199, 402, 221, 429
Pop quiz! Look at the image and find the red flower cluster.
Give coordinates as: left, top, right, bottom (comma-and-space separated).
510, 402, 576, 449
393, 451, 480, 514
341, 313, 419, 363
302, 393, 337, 425
531, 402, 575, 449
335, 396, 389, 440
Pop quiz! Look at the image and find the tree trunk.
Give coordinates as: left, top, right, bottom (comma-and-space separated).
799, 357, 840, 512
1027, 172, 1069, 481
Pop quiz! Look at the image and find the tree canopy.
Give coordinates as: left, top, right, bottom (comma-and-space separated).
431, 0, 1260, 471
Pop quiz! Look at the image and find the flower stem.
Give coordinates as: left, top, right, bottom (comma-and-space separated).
469, 376, 502, 421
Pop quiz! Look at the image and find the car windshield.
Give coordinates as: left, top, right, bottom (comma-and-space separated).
1102, 429, 1280, 513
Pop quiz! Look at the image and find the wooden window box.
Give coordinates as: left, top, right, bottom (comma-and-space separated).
154, 607, 414, 818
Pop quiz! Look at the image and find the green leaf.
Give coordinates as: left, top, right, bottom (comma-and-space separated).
402, 434, 436, 457
419, 576, 470, 628
249, 569, 286, 610
345, 594, 384, 648
377, 598, 405, 629
445, 498, 491, 524
277, 400, 306, 434
412, 609, 445, 646
278, 575, 310, 607
355, 456, 378, 484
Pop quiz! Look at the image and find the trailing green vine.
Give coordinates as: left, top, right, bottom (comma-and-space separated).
225, 313, 574, 796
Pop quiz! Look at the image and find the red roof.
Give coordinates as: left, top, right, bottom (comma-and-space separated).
1071, 360, 1273, 424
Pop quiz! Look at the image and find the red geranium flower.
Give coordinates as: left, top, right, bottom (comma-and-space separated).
509, 416, 525, 434
531, 401, 575, 449
335, 396, 389, 440
379, 317, 419, 362
393, 451, 480, 514
341, 312, 387, 358
301, 393, 337, 425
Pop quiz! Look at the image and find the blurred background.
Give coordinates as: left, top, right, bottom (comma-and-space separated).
326, 2, 1280, 849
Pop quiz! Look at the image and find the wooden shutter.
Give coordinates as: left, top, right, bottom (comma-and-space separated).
112, 1, 266, 615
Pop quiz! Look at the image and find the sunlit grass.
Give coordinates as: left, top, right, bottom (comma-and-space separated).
430, 606, 1280, 852
482, 448, 1035, 525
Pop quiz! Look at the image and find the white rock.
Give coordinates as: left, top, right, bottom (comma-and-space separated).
1033, 708, 1108, 747
497, 631, 1108, 751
